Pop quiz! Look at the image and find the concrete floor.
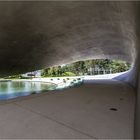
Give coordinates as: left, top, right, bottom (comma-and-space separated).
0, 80, 135, 139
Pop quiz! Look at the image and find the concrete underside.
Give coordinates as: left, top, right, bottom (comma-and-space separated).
0, 1, 140, 138
0, 80, 135, 139
0, 1, 139, 76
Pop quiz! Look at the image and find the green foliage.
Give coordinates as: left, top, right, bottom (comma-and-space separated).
109, 60, 131, 73
4, 74, 22, 79
62, 72, 76, 76
4, 59, 131, 79
41, 59, 131, 77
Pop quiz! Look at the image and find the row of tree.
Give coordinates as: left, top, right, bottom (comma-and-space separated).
41, 59, 131, 77
4, 59, 131, 79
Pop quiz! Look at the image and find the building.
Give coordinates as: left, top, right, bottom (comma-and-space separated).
21, 70, 42, 78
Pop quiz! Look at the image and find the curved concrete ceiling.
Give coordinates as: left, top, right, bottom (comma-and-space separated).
0, 1, 139, 76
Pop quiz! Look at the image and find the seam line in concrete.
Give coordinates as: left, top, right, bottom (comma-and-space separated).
13, 102, 97, 139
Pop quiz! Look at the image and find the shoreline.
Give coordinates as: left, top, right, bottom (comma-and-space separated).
0, 71, 127, 84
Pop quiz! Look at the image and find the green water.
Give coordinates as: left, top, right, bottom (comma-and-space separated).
0, 81, 57, 100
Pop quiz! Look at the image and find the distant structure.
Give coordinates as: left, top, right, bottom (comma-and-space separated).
21, 70, 42, 78
88, 65, 112, 75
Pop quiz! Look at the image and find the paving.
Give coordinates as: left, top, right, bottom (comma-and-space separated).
0, 80, 135, 139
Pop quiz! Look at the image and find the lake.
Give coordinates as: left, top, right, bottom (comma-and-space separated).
0, 81, 57, 100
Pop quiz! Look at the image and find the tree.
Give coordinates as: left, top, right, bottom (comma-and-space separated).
26, 59, 132, 78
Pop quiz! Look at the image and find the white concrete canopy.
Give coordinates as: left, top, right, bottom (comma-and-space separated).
0, 1, 138, 76
0, 1, 140, 139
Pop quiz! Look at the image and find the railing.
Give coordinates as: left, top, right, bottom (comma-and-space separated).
88, 68, 112, 75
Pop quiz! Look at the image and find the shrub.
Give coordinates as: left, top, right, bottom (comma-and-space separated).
62, 72, 76, 76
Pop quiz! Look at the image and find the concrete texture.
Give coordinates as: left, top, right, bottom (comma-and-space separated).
0, 1, 139, 138
0, 1, 138, 76
0, 80, 135, 139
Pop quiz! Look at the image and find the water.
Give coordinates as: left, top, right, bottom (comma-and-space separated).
0, 81, 57, 100
0, 78, 84, 100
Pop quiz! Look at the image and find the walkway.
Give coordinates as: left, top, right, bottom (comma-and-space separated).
0, 79, 135, 139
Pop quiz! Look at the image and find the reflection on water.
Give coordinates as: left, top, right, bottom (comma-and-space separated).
0, 81, 56, 100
